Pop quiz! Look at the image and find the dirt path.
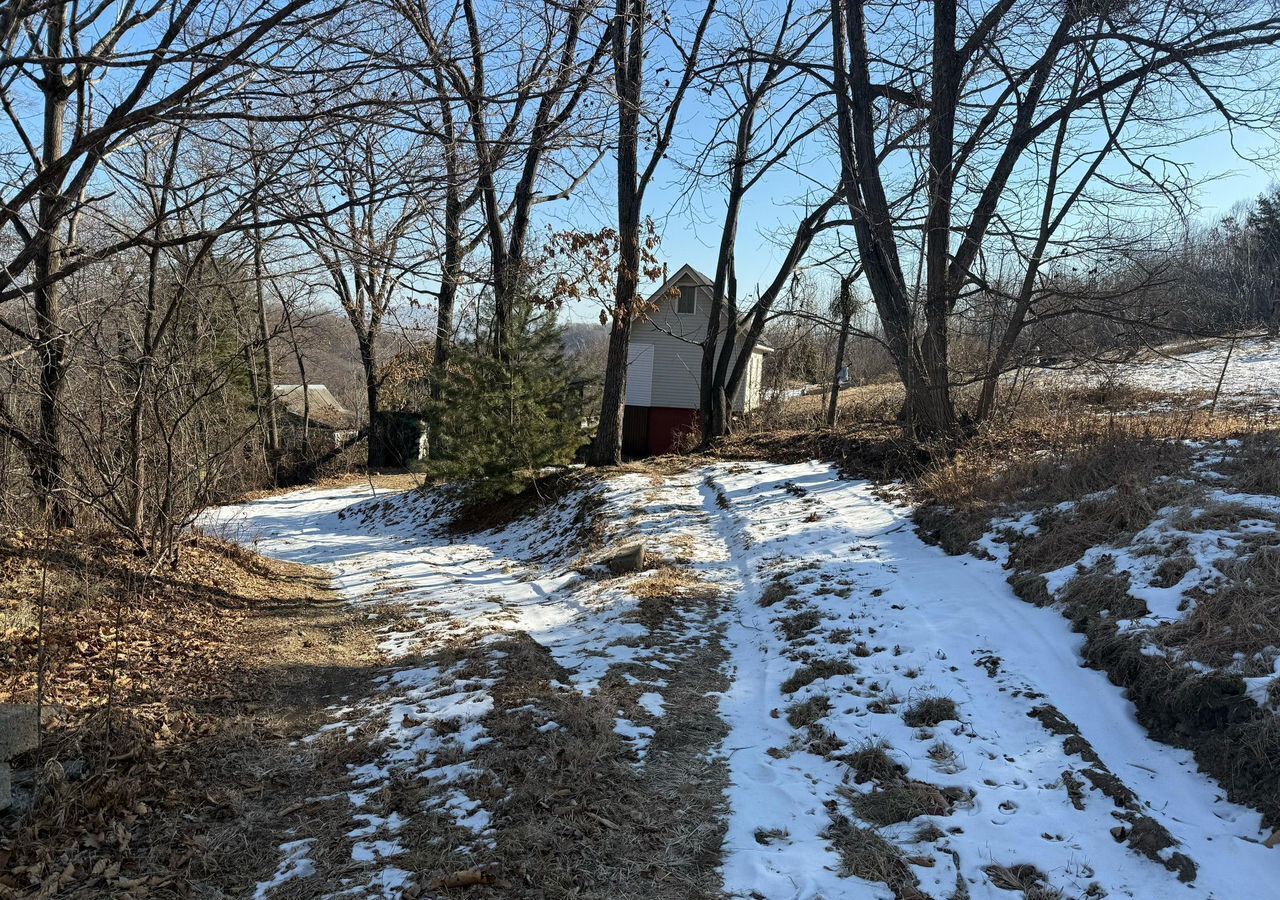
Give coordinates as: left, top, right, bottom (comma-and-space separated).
209, 461, 1279, 899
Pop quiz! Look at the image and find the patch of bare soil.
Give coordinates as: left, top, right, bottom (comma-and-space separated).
386, 563, 732, 900
0, 529, 384, 898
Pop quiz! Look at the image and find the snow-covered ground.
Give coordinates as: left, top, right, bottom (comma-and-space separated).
1070, 336, 1280, 408
205, 462, 1279, 899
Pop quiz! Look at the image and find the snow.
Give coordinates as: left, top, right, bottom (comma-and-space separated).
253, 839, 315, 899
637, 691, 665, 717
702, 462, 1274, 899
203, 469, 738, 896
1069, 335, 1280, 408
982, 445, 1280, 686
209, 462, 1279, 899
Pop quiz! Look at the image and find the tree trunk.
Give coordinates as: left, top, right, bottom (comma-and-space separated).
126, 359, 149, 539
827, 311, 852, 428
588, 0, 643, 467
702, 268, 739, 445
282, 302, 310, 446
359, 336, 385, 468
33, 11, 73, 528
903, 368, 957, 439
591, 312, 633, 466
430, 158, 462, 459
250, 185, 280, 476
913, 0, 960, 442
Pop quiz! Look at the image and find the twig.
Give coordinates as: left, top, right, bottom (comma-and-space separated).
1208, 336, 1237, 417
35, 509, 51, 760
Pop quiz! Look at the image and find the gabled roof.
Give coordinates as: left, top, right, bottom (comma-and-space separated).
645, 263, 713, 304
272, 384, 355, 429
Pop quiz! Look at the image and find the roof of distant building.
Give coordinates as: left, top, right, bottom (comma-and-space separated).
271, 384, 356, 429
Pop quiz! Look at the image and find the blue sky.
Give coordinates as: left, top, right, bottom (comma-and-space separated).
541, 60, 1280, 326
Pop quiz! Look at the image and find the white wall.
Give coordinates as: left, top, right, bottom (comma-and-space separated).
630, 271, 767, 412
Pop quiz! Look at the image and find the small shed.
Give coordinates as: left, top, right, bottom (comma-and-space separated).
271, 384, 359, 449
622, 264, 773, 457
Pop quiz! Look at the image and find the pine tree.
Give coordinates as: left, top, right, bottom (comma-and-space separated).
1246, 190, 1280, 335
430, 300, 584, 498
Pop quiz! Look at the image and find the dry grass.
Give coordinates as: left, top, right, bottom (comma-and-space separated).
848, 781, 950, 827
780, 659, 856, 694
1160, 543, 1280, 673
901, 696, 958, 728
823, 815, 925, 900
228, 470, 425, 505
757, 381, 905, 433
844, 738, 906, 785
906, 377, 1270, 557
803, 723, 846, 756
983, 863, 1066, 899
917, 432, 1198, 557
754, 827, 789, 845
447, 468, 601, 536
785, 695, 831, 728
471, 618, 731, 898
1011, 481, 1199, 575
1057, 564, 1147, 629
1216, 432, 1280, 495
778, 609, 822, 641
628, 565, 722, 630
0, 527, 383, 898
1151, 555, 1196, 588
1173, 502, 1280, 533
758, 575, 797, 608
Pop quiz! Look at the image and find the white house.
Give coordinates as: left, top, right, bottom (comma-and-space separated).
623, 264, 772, 456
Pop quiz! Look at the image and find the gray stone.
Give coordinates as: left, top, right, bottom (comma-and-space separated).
0, 704, 39, 759
603, 543, 646, 574
0, 704, 40, 812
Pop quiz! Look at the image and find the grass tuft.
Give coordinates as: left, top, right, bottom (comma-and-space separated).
780, 659, 856, 694
850, 781, 950, 826
823, 815, 925, 899
844, 738, 905, 784
785, 694, 832, 728
902, 696, 958, 728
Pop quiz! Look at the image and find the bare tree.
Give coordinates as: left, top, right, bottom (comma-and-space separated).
410, 0, 613, 359
286, 112, 437, 467
0, 0, 339, 524
689, 0, 838, 442
829, 0, 1280, 441
588, 0, 717, 466
826, 271, 859, 426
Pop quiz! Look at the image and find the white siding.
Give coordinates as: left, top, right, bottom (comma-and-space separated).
626, 343, 655, 405
742, 350, 765, 413
631, 279, 709, 409
630, 268, 769, 412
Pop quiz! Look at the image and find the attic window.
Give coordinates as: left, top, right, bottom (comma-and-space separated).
677, 285, 696, 314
